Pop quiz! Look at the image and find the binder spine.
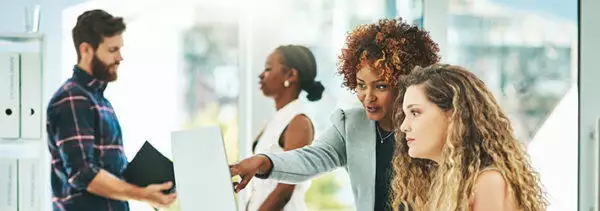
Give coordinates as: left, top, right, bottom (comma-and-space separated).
0, 159, 18, 211
0, 53, 21, 140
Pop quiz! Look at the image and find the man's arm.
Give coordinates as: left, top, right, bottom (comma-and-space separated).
87, 170, 175, 207
51, 91, 175, 207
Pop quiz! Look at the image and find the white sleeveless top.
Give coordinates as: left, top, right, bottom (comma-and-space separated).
247, 99, 311, 211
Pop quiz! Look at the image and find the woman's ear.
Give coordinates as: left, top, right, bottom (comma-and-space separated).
444, 109, 453, 121
287, 68, 299, 83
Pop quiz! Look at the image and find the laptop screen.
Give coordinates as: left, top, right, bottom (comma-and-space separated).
171, 126, 237, 211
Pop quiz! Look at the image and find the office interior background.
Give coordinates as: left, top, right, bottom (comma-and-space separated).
0, 0, 593, 210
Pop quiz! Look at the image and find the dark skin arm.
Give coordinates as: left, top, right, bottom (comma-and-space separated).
258, 115, 314, 211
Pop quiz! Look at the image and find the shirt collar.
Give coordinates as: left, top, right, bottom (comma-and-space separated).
72, 65, 108, 93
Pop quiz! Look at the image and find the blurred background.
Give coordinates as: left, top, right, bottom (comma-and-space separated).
0, 0, 587, 210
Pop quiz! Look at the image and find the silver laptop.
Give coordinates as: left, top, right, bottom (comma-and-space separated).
171, 126, 237, 211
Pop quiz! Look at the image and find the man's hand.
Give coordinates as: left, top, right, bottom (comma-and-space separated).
139, 181, 177, 208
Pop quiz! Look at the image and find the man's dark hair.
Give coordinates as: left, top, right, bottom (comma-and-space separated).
72, 9, 126, 62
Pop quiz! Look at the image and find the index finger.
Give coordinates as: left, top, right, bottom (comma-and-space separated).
229, 164, 240, 176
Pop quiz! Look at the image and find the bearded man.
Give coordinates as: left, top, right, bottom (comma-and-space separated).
46, 9, 176, 211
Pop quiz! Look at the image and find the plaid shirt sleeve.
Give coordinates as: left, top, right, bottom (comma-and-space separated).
50, 89, 100, 190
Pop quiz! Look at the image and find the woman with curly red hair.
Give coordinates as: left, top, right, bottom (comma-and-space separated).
231, 18, 440, 211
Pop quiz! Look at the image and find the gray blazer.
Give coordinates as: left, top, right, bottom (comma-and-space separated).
263, 108, 379, 211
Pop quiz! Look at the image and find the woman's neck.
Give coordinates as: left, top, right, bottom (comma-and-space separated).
378, 115, 393, 131
274, 91, 298, 110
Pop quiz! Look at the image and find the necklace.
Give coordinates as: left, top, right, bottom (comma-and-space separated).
376, 124, 394, 144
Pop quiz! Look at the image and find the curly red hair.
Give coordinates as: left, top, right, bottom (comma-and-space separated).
338, 18, 440, 89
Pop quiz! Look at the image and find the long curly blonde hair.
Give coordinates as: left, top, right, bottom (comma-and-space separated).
391, 64, 547, 211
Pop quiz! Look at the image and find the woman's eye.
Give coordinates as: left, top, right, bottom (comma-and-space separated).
411, 111, 420, 117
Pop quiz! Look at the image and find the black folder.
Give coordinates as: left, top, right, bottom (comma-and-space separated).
123, 141, 176, 194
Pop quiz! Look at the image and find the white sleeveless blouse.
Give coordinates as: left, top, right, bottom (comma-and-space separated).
247, 99, 311, 211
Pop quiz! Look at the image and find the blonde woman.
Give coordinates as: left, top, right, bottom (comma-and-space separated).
392, 64, 547, 211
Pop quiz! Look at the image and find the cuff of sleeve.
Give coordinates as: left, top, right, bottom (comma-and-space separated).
255, 154, 274, 179
68, 164, 101, 190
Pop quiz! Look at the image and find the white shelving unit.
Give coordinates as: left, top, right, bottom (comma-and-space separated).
0, 32, 46, 211
0, 140, 42, 159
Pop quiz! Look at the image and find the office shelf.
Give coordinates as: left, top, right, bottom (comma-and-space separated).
0, 140, 42, 159
0, 33, 44, 42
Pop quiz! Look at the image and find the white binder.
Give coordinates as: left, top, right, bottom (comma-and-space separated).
19, 52, 42, 140
0, 159, 18, 211
18, 159, 41, 211
0, 53, 21, 140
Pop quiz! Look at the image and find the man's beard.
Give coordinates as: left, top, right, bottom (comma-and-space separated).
91, 55, 119, 82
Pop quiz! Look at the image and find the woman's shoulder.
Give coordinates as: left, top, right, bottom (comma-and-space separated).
330, 107, 367, 123
327, 107, 371, 139
288, 114, 313, 130
474, 166, 508, 194
470, 167, 512, 209
476, 169, 507, 190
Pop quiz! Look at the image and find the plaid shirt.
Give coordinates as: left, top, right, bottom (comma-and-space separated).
47, 65, 129, 211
